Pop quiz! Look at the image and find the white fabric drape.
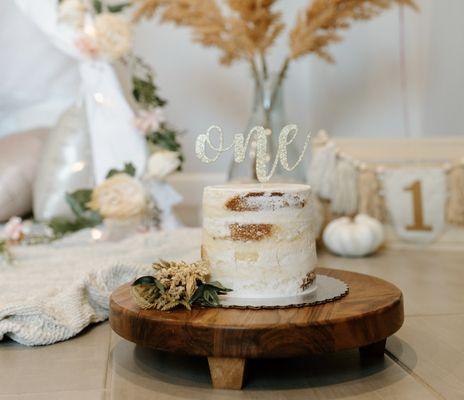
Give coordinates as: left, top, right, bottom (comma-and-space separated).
14, 0, 147, 183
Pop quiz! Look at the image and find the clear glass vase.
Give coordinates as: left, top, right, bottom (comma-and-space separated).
227, 74, 307, 183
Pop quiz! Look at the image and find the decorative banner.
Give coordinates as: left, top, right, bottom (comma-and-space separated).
381, 168, 447, 242
308, 131, 464, 243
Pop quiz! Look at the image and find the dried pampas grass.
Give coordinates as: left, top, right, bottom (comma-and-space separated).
134, 0, 417, 70
289, 0, 418, 63
133, 0, 418, 114
134, 0, 284, 67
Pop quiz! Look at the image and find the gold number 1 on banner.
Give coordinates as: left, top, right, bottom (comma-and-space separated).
404, 180, 432, 231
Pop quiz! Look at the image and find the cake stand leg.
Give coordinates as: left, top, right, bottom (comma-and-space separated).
359, 338, 387, 358
207, 357, 246, 390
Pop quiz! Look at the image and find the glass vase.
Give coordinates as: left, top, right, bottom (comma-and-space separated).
227, 74, 307, 183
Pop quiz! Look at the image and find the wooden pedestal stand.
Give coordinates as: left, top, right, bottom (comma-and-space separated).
109, 268, 404, 390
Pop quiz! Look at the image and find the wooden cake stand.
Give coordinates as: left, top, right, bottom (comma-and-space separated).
109, 267, 404, 390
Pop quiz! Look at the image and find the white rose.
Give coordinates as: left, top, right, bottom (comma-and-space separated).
147, 151, 181, 179
59, 0, 86, 29
94, 13, 132, 61
88, 174, 147, 219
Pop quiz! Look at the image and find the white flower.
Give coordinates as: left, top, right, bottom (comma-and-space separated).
88, 174, 147, 219
134, 108, 166, 134
59, 0, 86, 29
3, 217, 24, 242
94, 13, 132, 61
147, 151, 181, 179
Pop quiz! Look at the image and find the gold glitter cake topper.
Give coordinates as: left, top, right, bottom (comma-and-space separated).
195, 124, 311, 183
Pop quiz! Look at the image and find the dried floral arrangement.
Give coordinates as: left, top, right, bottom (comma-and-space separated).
133, 0, 418, 116
131, 260, 232, 310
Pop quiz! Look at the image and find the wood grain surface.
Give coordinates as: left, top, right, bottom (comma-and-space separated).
109, 268, 403, 359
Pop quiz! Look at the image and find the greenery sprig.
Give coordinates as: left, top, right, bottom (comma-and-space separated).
0, 240, 13, 265
106, 162, 136, 179
189, 281, 232, 307
49, 189, 102, 237
130, 57, 183, 164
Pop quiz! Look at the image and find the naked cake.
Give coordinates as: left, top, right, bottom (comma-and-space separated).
201, 183, 317, 298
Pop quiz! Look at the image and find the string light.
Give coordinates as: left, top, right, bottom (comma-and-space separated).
94, 92, 104, 103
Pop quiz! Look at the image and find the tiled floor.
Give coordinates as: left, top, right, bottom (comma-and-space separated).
1, 247, 463, 399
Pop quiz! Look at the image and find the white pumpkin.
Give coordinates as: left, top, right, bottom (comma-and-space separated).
323, 214, 384, 257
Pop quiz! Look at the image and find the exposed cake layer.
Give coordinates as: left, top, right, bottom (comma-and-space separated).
202, 183, 317, 298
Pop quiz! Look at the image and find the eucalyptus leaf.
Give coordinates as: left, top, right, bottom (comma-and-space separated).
146, 127, 182, 156
66, 189, 93, 214
190, 282, 232, 307
107, 2, 131, 12
206, 281, 233, 293
189, 285, 204, 304
106, 162, 136, 179
132, 76, 166, 108
49, 189, 102, 236
132, 276, 166, 293
66, 192, 102, 224
0, 240, 13, 263
92, 0, 102, 13
132, 276, 157, 286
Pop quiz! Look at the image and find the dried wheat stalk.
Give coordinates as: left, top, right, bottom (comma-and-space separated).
133, 0, 167, 20
133, 0, 417, 110
289, 0, 418, 63
133, 0, 284, 68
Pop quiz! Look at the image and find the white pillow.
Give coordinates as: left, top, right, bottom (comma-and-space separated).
0, 129, 48, 222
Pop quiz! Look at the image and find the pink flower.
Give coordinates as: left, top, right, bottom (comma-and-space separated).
134, 108, 166, 135
4, 217, 24, 242
75, 34, 99, 59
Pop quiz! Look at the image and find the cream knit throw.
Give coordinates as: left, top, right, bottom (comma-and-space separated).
0, 228, 201, 346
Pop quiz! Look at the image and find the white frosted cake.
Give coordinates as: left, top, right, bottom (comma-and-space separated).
201, 183, 317, 298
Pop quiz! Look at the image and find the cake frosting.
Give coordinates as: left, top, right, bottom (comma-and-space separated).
201, 183, 317, 298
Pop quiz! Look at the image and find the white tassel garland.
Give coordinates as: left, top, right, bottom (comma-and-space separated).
330, 158, 358, 215
308, 141, 337, 200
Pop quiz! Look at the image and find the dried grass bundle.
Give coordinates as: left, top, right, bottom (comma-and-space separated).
290, 0, 418, 62
134, 0, 416, 67
133, 0, 417, 111
133, 0, 167, 20
135, 0, 284, 67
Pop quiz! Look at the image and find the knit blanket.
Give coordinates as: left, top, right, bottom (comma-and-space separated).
0, 228, 200, 346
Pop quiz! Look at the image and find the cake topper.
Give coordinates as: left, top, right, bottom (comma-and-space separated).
195, 124, 311, 183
